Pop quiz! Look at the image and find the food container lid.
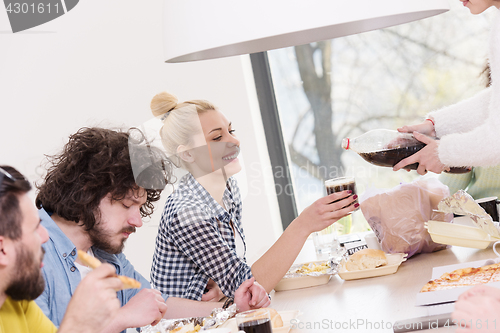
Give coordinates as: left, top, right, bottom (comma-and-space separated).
437, 190, 500, 238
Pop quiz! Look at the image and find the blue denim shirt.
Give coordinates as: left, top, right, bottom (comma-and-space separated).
35, 208, 168, 332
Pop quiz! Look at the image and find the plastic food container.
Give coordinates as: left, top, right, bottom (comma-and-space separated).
274, 274, 331, 291
274, 259, 340, 291
425, 220, 499, 249
338, 253, 407, 280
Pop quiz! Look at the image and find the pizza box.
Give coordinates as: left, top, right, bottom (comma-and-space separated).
415, 257, 500, 306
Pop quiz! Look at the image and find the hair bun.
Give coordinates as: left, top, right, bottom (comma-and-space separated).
151, 91, 178, 117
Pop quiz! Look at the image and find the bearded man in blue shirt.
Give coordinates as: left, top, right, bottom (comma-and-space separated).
34, 127, 270, 333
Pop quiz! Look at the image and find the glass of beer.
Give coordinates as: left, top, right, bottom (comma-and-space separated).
312, 176, 357, 257
324, 176, 357, 204
235, 308, 272, 333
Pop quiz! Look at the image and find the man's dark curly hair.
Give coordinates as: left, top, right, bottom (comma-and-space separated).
35, 127, 172, 231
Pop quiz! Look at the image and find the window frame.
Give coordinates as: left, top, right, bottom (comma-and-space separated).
250, 52, 298, 230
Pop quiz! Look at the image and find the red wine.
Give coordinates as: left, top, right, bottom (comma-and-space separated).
359, 144, 470, 174
237, 318, 272, 333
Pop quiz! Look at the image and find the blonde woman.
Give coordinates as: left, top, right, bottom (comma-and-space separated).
150, 92, 358, 301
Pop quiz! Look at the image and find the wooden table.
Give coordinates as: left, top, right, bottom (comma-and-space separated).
269, 239, 498, 333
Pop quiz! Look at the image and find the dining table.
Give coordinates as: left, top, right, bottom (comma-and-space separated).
268, 237, 499, 333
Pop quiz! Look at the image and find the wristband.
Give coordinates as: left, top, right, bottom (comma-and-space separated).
425, 118, 435, 127
222, 297, 234, 309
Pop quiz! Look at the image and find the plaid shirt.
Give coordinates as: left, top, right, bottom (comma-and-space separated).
151, 173, 253, 300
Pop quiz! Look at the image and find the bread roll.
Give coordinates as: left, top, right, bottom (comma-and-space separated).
263, 308, 283, 328
345, 249, 388, 271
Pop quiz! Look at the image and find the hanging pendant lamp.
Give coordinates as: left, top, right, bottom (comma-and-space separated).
163, 0, 450, 63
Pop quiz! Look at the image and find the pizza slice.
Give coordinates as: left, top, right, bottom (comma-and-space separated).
77, 250, 141, 289
486, 263, 500, 283
420, 263, 500, 292
451, 265, 496, 285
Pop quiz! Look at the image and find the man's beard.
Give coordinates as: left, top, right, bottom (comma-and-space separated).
5, 245, 45, 301
88, 219, 135, 254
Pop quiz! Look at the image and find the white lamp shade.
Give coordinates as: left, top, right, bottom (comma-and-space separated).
163, 0, 450, 63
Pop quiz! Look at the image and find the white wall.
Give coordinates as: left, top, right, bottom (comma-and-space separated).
0, 0, 282, 279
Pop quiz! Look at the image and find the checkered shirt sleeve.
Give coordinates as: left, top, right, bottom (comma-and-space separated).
151, 174, 253, 300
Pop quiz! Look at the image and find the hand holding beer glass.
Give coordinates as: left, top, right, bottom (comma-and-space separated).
312, 177, 358, 256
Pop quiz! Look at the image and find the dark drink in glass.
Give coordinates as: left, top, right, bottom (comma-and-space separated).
325, 177, 356, 197
315, 177, 357, 255
325, 177, 357, 207
236, 309, 273, 333
237, 318, 273, 333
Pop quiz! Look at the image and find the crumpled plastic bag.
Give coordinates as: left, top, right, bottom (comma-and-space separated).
359, 178, 452, 258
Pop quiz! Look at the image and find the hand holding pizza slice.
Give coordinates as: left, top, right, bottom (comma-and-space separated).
77, 250, 141, 290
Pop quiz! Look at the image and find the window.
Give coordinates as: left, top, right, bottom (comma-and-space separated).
252, 3, 494, 233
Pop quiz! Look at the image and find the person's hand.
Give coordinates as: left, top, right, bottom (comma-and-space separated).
295, 190, 357, 236
393, 132, 448, 175
58, 264, 122, 333
117, 288, 167, 328
234, 278, 271, 312
202, 279, 225, 302
457, 285, 500, 302
398, 119, 436, 137
452, 285, 500, 332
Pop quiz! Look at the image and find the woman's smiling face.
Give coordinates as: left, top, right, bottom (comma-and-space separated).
186, 109, 242, 178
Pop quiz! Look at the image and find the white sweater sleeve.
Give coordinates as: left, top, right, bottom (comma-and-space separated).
427, 87, 491, 137
428, 9, 500, 168
437, 110, 500, 167
437, 80, 500, 167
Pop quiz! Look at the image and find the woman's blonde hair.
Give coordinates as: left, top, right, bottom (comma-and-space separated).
151, 91, 217, 167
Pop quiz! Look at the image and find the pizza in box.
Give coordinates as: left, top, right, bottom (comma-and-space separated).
421, 262, 500, 292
